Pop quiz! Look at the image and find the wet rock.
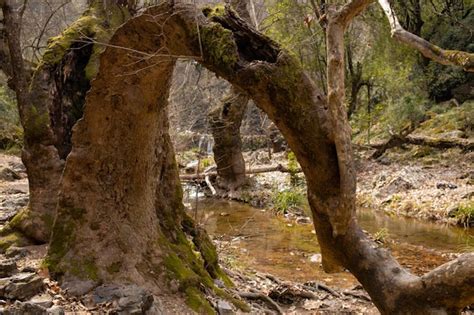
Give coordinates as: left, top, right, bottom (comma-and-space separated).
217, 300, 234, 315
436, 182, 458, 190
0, 167, 21, 181
46, 305, 65, 315
30, 294, 53, 308
92, 284, 154, 314
0, 273, 45, 300
2, 300, 46, 315
5, 246, 30, 259
0, 259, 17, 277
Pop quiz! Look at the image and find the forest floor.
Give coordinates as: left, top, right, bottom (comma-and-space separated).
0, 149, 472, 314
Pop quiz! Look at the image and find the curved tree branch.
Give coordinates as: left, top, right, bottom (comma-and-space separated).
378, 0, 474, 72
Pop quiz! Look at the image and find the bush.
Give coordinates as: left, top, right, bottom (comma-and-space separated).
272, 189, 305, 214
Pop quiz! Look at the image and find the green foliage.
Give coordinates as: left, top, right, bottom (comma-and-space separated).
262, 0, 326, 83
272, 189, 305, 214
418, 101, 473, 137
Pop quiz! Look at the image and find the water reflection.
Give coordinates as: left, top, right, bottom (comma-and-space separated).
190, 199, 473, 288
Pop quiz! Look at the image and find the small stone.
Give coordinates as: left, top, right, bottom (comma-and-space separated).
0, 273, 45, 300
5, 246, 29, 259
436, 182, 457, 190
30, 293, 53, 308
0, 167, 21, 181
62, 279, 97, 296
46, 305, 65, 315
0, 259, 17, 277
217, 300, 234, 315
309, 254, 322, 263
213, 279, 225, 288
3, 301, 46, 315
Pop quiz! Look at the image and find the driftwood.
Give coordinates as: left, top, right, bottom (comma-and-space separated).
371, 135, 473, 159
180, 164, 302, 181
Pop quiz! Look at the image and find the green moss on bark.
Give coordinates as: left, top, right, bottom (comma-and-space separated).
44, 206, 85, 276
200, 22, 239, 73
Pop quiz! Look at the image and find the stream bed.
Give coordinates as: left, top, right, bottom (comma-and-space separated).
188, 199, 474, 289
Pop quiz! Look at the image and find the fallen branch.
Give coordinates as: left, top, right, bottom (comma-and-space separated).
303, 282, 341, 298
180, 164, 302, 181
371, 135, 473, 159
238, 291, 283, 314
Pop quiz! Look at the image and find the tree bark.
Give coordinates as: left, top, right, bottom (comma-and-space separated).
46, 3, 474, 313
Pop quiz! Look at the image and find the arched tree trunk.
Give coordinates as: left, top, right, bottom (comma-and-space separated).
208, 0, 250, 192
47, 3, 473, 313
1, 0, 134, 243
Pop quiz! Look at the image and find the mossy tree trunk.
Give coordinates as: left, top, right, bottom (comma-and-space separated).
46, 3, 474, 313
1, 0, 134, 243
208, 0, 251, 193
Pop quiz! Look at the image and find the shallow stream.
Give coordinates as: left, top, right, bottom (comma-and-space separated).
188, 199, 474, 289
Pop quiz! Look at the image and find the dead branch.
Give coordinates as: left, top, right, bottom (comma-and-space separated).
180, 164, 302, 181
377, 0, 474, 72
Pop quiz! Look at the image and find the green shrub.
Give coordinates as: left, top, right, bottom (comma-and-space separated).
272, 189, 305, 214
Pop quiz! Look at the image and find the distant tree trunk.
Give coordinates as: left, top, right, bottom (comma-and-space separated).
46, 3, 474, 313
209, 88, 248, 191
209, 0, 251, 192
0, 0, 133, 243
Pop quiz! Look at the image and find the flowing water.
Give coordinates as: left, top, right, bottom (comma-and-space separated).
188, 199, 474, 289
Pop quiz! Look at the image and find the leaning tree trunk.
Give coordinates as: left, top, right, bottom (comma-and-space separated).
46, 3, 473, 314
1, 1, 133, 243
208, 0, 251, 192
